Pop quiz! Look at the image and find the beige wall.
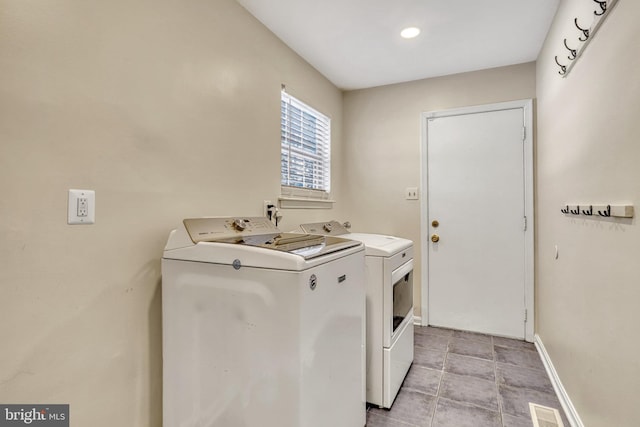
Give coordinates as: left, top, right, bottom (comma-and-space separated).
0, 0, 345, 425
536, 1, 640, 426
342, 63, 536, 317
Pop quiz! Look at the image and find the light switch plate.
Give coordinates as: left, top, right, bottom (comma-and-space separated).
68, 189, 95, 225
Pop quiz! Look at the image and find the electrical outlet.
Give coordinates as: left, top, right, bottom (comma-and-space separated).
263, 200, 272, 218
77, 198, 88, 217
68, 189, 95, 225
405, 187, 419, 200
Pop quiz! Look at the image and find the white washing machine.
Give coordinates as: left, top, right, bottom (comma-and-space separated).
299, 221, 414, 409
162, 217, 366, 427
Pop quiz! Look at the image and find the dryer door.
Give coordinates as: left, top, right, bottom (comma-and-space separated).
384, 259, 414, 348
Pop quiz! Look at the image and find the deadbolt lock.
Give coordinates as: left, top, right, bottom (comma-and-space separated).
432, 220, 439, 228
431, 234, 440, 243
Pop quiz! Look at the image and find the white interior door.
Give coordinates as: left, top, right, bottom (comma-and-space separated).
422, 101, 533, 340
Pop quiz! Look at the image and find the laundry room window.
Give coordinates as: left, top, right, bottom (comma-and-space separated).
280, 91, 331, 202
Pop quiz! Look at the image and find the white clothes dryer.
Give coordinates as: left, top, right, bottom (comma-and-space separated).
299, 221, 414, 409
162, 217, 366, 427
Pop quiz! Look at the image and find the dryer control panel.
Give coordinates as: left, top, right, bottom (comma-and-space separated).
300, 220, 350, 236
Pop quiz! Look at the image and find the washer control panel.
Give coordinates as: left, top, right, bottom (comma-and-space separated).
184, 217, 279, 243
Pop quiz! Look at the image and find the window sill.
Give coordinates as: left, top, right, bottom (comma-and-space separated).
278, 196, 335, 209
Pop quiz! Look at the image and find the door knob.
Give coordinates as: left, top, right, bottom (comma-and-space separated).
431, 234, 440, 243
432, 220, 439, 227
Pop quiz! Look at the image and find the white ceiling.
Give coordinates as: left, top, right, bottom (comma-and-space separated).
237, 0, 560, 90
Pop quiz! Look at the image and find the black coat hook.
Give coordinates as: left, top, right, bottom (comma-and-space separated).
594, 0, 607, 16
575, 18, 590, 41
570, 205, 581, 215
582, 205, 593, 216
561, 205, 570, 214
555, 56, 567, 75
598, 205, 611, 217
564, 39, 577, 60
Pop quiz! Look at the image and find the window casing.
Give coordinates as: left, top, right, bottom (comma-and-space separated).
281, 91, 331, 195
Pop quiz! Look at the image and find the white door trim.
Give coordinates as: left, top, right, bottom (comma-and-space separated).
419, 99, 534, 342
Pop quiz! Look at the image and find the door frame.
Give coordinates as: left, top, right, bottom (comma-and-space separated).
419, 99, 534, 342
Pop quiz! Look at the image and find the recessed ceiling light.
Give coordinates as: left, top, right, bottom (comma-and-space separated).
400, 27, 421, 39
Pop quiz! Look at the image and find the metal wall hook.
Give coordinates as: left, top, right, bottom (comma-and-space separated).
574, 18, 590, 41
594, 0, 607, 16
581, 205, 593, 216
564, 39, 577, 60
570, 205, 581, 215
598, 205, 611, 217
555, 56, 567, 75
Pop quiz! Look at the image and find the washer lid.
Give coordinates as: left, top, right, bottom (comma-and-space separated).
243, 232, 360, 259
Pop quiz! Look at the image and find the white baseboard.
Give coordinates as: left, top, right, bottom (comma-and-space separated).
413, 316, 423, 326
534, 334, 584, 427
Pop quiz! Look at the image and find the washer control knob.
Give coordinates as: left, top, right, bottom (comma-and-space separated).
233, 218, 247, 231
323, 223, 333, 232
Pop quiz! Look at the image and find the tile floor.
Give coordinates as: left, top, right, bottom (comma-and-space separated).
366, 326, 569, 427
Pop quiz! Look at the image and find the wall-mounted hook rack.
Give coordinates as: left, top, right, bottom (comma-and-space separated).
557, 0, 618, 78
561, 203, 634, 218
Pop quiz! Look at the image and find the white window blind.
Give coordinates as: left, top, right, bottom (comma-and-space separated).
281, 91, 331, 193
